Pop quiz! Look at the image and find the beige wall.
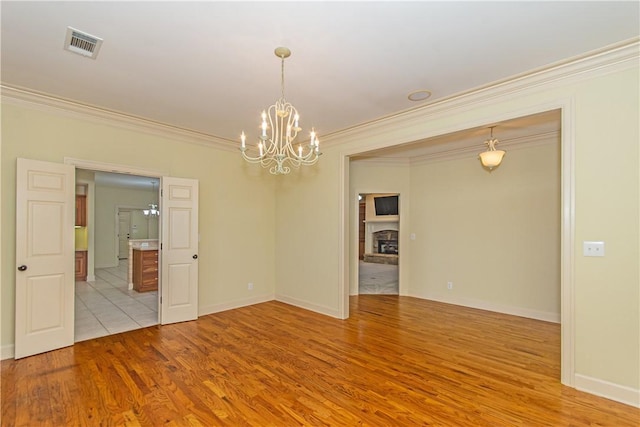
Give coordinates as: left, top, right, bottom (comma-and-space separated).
349, 139, 561, 319
0, 44, 637, 404
409, 140, 560, 319
94, 185, 158, 268
1, 103, 277, 349
277, 63, 638, 394
273, 157, 345, 316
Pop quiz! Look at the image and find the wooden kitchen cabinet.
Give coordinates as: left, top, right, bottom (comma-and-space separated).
75, 251, 87, 281
75, 195, 87, 227
132, 249, 158, 292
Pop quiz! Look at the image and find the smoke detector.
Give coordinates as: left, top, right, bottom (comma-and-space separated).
64, 27, 103, 59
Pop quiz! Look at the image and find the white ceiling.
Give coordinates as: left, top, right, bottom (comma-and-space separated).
93, 172, 159, 190
1, 1, 638, 158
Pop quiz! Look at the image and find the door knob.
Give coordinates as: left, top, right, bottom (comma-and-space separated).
17, 265, 27, 271
192, 254, 198, 259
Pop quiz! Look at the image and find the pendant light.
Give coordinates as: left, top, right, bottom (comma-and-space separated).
479, 126, 505, 170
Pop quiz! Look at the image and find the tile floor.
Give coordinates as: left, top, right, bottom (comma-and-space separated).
358, 261, 399, 294
75, 260, 158, 342
75, 260, 393, 341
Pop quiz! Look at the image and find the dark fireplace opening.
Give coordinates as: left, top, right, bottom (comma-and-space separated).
378, 240, 398, 254
372, 230, 399, 255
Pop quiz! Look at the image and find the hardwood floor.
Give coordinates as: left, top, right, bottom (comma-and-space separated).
2, 296, 638, 426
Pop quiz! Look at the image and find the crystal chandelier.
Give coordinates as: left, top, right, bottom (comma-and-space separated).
143, 181, 159, 217
240, 47, 321, 175
479, 126, 505, 171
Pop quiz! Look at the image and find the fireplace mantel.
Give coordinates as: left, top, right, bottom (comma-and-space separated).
365, 220, 398, 233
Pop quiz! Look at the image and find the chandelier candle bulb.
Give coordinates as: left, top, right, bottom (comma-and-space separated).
241, 132, 246, 149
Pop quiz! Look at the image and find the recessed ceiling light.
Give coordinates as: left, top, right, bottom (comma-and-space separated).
408, 90, 432, 102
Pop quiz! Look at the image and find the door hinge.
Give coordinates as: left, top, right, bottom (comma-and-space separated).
160, 296, 162, 304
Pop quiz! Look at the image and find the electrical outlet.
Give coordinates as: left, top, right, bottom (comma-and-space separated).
583, 241, 605, 257
447, 282, 453, 290
248, 282, 253, 290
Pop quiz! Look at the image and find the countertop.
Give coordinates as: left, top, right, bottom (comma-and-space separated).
131, 243, 158, 251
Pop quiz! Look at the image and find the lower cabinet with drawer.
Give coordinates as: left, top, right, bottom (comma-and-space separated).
132, 249, 158, 292
75, 250, 87, 281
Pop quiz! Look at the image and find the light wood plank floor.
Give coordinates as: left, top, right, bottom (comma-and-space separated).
2, 296, 638, 426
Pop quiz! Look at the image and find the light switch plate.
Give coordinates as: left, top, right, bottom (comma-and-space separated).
583, 241, 605, 257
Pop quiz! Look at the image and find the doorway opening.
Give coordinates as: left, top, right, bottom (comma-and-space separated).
358, 193, 399, 295
74, 170, 160, 342
343, 106, 571, 385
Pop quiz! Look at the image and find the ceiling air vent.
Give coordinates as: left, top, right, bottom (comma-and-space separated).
64, 27, 103, 59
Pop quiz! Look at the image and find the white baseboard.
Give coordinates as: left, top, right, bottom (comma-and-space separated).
575, 374, 640, 408
198, 294, 274, 317
94, 263, 117, 269
422, 293, 560, 323
1, 344, 15, 360
275, 294, 342, 319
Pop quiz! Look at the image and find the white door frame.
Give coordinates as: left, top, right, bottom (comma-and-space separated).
64, 157, 167, 314
340, 101, 575, 386
76, 177, 96, 282
354, 192, 402, 296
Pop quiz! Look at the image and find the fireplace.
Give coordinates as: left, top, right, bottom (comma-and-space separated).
372, 230, 398, 255
363, 224, 399, 265
378, 240, 398, 254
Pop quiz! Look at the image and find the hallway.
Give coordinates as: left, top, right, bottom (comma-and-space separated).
74, 261, 158, 342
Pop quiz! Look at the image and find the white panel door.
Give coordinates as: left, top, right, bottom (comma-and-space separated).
160, 177, 199, 324
118, 210, 131, 259
15, 158, 75, 359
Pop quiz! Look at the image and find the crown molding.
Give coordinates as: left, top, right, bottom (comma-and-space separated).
352, 131, 559, 166
411, 131, 558, 166
0, 84, 238, 152
1, 38, 637, 154
323, 37, 640, 149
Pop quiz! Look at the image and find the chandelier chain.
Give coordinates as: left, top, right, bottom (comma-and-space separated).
280, 55, 285, 100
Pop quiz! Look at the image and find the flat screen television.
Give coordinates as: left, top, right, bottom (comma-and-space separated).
374, 195, 398, 216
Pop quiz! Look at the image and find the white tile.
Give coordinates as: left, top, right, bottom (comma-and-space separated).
75, 260, 159, 342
